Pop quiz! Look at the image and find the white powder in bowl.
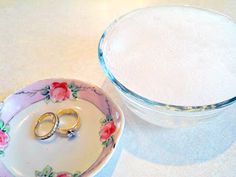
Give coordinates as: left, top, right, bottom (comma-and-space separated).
102, 6, 236, 106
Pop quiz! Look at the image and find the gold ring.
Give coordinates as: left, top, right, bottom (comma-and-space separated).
56, 108, 80, 138
34, 112, 59, 140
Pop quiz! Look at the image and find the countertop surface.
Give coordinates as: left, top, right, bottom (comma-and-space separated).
0, 1, 236, 177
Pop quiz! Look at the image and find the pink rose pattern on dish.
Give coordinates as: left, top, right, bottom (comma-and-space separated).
56, 173, 71, 177
41, 82, 79, 102
100, 115, 116, 147
49, 82, 70, 102
0, 130, 8, 148
0, 120, 10, 156
35, 165, 81, 177
100, 121, 116, 140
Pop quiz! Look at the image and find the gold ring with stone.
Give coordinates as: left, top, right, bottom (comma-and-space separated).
56, 108, 81, 138
34, 112, 59, 140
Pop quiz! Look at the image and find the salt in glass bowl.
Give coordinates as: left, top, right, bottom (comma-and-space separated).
98, 6, 236, 128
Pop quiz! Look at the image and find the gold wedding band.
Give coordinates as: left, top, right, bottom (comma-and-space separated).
34, 112, 59, 140
56, 108, 80, 138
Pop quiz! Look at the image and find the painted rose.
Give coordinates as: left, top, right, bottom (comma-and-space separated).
56, 173, 71, 177
0, 129, 9, 148
50, 82, 70, 102
100, 121, 116, 140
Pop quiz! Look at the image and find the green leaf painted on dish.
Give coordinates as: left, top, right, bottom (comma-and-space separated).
106, 115, 113, 121
45, 95, 51, 101
0, 150, 4, 156
2, 124, 10, 133
71, 86, 79, 92
42, 165, 53, 175
102, 139, 111, 147
0, 120, 4, 129
100, 119, 107, 124
68, 83, 74, 89
35, 166, 55, 177
48, 173, 54, 177
41, 89, 49, 96
35, 171, 43, 177
35, 165, 81, 177
72, 92, 78, 99
45, 85, 50, 90
102, 136, 114, 147
110, 135, 114, 141
73, 88, 79, 92
102, 140, 107, 145
72, 172, 81, 177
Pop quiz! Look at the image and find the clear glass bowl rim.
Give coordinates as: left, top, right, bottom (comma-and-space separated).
98, 5, 236, 112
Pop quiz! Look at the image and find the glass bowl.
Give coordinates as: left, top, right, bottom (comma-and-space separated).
98, 6, 236, 128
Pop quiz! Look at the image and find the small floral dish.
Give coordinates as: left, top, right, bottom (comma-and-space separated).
0, 79, 124, 177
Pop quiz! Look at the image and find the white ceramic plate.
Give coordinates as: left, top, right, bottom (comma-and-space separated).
0, 79, 125, 177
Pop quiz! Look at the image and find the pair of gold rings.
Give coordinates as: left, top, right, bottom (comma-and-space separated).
34, 108, 80, 140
